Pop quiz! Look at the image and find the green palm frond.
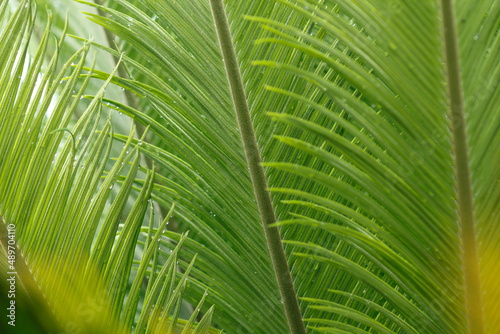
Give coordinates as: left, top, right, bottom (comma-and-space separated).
258, 1, 498, 333
0, 1, 216, 333
1, 0, 498, 333
78, 0, 498, 332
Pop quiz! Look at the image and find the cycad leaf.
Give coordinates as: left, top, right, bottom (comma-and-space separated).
256, 0, 498, 333
77, 0, 301, 332
0, 1, 215, 333
78, 0, 499, 333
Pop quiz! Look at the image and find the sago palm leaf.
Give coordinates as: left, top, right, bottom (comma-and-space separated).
0, 1, 217, 333
256, 1, 498, 332
1, 0, 498, 333
78, 0, 498, 333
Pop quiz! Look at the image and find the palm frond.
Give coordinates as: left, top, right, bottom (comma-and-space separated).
2, 0, 498, 333
77, 0, 498, 333
256, 0, 498, 333
0, 1, 215, 333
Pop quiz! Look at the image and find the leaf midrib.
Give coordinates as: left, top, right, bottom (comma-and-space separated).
208, 0, 307, 333
439, 1, 484, 332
